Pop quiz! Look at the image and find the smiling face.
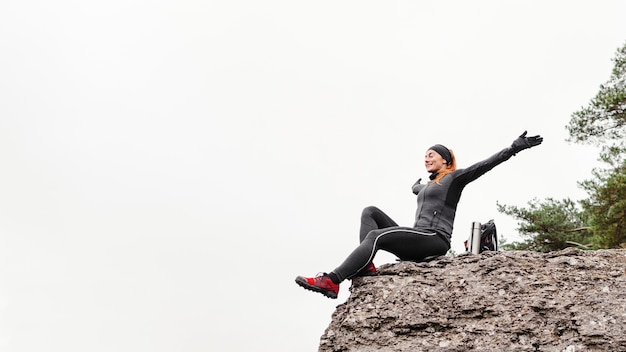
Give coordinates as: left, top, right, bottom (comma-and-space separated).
424, 149, 448, 174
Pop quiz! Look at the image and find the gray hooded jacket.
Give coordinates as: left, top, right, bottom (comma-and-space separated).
411, 146, 517, 241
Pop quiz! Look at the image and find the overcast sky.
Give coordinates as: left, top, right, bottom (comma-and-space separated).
1, 1, 625, 351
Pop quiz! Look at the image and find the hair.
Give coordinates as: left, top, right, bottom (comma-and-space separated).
432, 149, 457, 184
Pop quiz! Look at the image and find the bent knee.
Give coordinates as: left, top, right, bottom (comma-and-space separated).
362, 206, 382, 217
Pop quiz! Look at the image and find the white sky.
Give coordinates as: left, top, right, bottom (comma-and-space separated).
1, 1, 625, 351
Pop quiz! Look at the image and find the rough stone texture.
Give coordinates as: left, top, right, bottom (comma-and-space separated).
319, 248, 626, 352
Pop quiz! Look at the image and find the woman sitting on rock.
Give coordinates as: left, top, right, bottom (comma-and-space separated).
295, 131, 543, 299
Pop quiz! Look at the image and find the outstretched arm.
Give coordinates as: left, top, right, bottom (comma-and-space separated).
456, 130, 543, 185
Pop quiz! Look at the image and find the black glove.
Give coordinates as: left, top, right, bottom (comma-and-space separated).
412, 178, 424, 195
510, 131, 543, 155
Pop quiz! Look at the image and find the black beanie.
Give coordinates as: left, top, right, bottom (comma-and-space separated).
428, 144, 452, 165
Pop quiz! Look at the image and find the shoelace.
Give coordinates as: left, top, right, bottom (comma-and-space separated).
314, 272, 328, 280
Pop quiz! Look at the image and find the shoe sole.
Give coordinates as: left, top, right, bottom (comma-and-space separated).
295, 276, 338, 299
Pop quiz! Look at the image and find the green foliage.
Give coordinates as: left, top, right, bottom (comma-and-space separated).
579, 160, 626, 248
567, 42, 626, 164
497, 198, 593, 252
499, 41, 626, 252
571, 42, 626, 249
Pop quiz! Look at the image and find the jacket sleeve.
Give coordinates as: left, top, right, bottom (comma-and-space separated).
454, 146, 516, 186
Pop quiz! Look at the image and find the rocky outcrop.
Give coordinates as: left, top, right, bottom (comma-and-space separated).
319, 248, 626, 352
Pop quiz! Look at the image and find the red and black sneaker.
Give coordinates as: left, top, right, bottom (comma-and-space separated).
295, 273, 339, 299
355, 262, 377, 277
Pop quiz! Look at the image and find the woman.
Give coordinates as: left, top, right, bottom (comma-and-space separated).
295, 131, 543, 299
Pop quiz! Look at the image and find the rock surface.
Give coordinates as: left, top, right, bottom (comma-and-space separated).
319, 248, 626, 352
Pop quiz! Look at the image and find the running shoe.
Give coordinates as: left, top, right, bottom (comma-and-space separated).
295, 273, 339, 299
355, 262, 377, 277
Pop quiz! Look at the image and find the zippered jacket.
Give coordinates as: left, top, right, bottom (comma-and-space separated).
411, 146, 517, 241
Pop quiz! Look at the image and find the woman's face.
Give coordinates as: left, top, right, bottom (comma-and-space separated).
424, 149, 448, 173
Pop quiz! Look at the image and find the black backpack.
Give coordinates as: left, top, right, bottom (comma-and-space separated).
464, 219, 498, 253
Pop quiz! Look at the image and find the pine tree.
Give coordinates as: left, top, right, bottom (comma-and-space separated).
500, 42, 626, 250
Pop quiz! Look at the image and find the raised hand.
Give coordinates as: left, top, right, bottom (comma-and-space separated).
511, 130, 543, 154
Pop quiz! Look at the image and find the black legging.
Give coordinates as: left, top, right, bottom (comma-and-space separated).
332, 206, 450, 282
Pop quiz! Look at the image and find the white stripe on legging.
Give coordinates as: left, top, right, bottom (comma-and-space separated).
353, 228, 437, 276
